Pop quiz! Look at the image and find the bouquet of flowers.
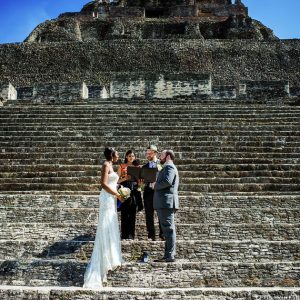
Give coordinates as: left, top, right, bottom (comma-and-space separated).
118, 186, 131, 200
117, 186, 131, 210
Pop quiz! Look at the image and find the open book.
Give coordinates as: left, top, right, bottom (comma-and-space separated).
127, 166, 158, 182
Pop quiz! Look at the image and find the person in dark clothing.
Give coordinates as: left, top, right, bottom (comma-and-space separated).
143, 145, 163, 241
117, 150, 143, 240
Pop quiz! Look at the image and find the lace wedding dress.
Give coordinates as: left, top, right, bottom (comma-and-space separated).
83, 171, 123, 288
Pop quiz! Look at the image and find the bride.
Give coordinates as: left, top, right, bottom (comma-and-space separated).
83, 147, 124, 288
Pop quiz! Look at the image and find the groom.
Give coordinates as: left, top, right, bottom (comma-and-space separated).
153, 150, 179, 263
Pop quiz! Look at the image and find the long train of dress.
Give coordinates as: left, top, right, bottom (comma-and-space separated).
83, 172, 123, 288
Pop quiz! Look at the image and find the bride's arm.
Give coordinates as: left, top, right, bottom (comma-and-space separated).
101, 162, 121, 198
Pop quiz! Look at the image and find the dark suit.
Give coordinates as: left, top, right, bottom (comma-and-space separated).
154, 161, 179, 260
143, 161, 162, 240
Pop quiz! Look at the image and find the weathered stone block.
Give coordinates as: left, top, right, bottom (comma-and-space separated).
240, 80, 290, 99
32, 82, 88, 103
16, 87, 33, 100
109, 6, 145, 18
211, 86, 236, 99
169, 5, 198, 17
88, 85, 109, 99
0, 83, 17, 104
290, 86, 300, 97
110, 73, 211, 99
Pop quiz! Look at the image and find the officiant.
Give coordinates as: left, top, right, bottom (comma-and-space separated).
117, 150, 143, 240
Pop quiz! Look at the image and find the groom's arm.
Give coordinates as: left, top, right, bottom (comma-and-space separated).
155, 165, 176, 191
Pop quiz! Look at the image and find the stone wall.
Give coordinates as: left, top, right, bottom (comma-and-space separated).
240, 80, 289, 100
32, 82, 88, 103
110, 73, 211, 99
1, 78, 296, 103
0, 39, 299, 87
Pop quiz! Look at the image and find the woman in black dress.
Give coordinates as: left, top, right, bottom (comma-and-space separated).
117, 150, 143, 240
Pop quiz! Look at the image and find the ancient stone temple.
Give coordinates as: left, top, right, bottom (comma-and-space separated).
25, 0, 276, 42
0, 0, 299, 299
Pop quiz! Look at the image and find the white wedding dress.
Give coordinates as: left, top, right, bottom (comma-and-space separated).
83, 171, 123, 288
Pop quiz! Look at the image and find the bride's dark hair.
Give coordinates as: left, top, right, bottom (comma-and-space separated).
104, 147, 116, 161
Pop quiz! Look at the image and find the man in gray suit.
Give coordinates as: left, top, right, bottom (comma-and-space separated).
153, 149, 179, 263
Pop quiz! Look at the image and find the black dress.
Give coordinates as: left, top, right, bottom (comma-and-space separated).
120, 180, 143, 240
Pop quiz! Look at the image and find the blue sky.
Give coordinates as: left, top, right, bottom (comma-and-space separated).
0, 0, 299, 44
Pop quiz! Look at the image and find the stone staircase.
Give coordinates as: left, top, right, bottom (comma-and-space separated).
0, 100, 299, 299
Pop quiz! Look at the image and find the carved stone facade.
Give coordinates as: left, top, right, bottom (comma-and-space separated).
24, 0, 277, 43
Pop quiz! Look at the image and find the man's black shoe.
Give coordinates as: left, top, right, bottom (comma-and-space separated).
159, 235, 165, 241
165, 258, 176, 263
139, 252, 150, 263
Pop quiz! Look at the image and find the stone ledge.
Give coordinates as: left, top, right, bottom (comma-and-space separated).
0, 286, 299, 300
0, 260, 299, 287
0, 239, 299, 262
1, 222, 299, 241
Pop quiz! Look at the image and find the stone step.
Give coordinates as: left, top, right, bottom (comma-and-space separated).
1, 123, 299, 130
4, 109, 290, 116
1, 136, 299, 145
4, 116, 298, 122
2, 104, 299, 114
0, 286, 299, 300
1, 129, 299, 137
2, 190, 296, 196
1, 103, 298, 110
1, 164, 300, 173
1, 144, 299, 153
1, 193, 299, 209
0, 260, 298, 287
0, 157, 298, 166
183, 177, 300, 184
1, 222, 299, 242
2, 118, 299, 126
2, 103, 298, 108
1, 140, 300, 150
2, 97, 290, 106
1, 176, 299, 186
1, 183, 299, 192
6, 108, 297, 116
2, 107, 295, 113
0, 240, 299, 263
1, 206, 298, 225
1, 170, 300, 180
1, 119, 300, 127
1, 113, 299, 119
3, 109, 298, 114
1, 151, 299, 161
2, 193, 299, 208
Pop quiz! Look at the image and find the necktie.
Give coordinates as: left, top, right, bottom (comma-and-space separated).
150, 161, 156, 188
